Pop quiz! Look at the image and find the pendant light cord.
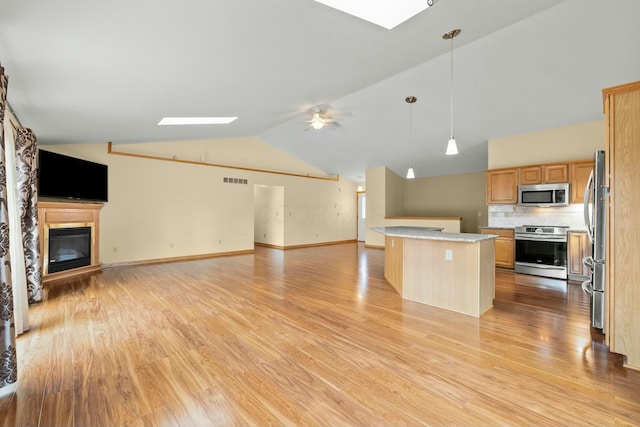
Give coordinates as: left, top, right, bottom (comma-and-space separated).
449, 34, 454, 140
409, 101, 413, 140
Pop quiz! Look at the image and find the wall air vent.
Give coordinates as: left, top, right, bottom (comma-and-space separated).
223, 177, 248, 184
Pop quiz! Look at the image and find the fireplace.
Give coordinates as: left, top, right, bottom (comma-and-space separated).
46, 225, 92, 273
39, 202, 103, 282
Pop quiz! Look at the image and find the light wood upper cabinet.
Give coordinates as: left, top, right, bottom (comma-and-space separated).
544, 164, 569, 183
570, 160, 595, 204
519, 163, 568, 185
488, 160, 594, 205
519, 166, 542, 185
486, 168, 518, 204
520, 166, 542, 185
603, 80, 640, 370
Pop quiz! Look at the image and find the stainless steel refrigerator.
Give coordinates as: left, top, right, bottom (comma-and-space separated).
582, 150, 607, 330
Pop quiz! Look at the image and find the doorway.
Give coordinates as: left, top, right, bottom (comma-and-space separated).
357, 192, 366, 241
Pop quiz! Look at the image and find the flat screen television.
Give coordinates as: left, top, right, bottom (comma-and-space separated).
37, 150, 108, 202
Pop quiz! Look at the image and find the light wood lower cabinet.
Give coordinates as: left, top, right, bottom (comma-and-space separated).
384, 235, 403, 295
481, 228, 514, 269
567, 231, 591, 281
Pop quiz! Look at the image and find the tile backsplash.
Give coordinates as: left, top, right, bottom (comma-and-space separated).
488, 204, 586, 230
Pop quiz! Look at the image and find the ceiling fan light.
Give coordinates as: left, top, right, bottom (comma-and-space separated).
310, 112, 326, 130
446, 138, 458, 155
406, 167, 415, 179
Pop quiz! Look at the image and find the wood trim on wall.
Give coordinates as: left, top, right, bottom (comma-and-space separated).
107, 141, 339, 182
255, 239, 357, 250
102, 249, 256, 269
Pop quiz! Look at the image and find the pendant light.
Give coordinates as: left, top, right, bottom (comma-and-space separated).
443, 28, 461, 155
405, 96, 417, 179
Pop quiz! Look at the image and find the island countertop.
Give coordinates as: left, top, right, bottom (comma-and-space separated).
372, 226, 498, 243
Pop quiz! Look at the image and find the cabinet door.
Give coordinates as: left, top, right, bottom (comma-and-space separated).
481, 228, 514, 268
486, 169, 518, 204
384, 235, 404, 295
570, 160, 594, 204
568, 232, 591, 279
519, 164, 568, 185
494, 238, 515, 268
519, 166, 541, 185
544, 164, 569, 183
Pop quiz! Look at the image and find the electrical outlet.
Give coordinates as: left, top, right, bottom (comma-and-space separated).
445, 249, 453, 261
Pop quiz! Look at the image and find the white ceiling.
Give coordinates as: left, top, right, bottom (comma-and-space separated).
1, 0, 639, 184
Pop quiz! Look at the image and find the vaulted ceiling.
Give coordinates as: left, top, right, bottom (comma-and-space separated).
1, 0, 639, 183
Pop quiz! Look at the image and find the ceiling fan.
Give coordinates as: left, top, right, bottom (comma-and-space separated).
303, 106, 341, 131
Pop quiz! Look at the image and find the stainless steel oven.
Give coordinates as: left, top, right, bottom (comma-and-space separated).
514, 225, 568, 279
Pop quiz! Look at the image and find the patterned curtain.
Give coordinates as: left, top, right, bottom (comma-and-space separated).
0, 63, 18, 388
15, 129, 41, 303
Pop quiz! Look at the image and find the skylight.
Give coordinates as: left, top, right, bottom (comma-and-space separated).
313, 0, 437, 30
157, 117, 238, 125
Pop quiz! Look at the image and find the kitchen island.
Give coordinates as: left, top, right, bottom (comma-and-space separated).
373, 226, 498, 318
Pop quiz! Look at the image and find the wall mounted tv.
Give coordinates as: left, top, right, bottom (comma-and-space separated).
37, 150, 108, 202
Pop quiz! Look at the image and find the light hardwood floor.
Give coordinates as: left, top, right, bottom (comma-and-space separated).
1, 243, 639, 426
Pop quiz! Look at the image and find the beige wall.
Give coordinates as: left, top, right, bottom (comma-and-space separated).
365, 167, 468, 246
488, 120, 604, 169
254, 185, 285, 247
404, 171, 487, 233
364, 167, 387, 245
385, 167, 405, 217
43, 138, 357, 265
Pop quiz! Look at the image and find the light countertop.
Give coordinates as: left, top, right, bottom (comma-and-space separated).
479, 226, 515, 230
372, 226, 498, 243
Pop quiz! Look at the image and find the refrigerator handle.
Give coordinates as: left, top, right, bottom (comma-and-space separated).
583, 170, 594, 243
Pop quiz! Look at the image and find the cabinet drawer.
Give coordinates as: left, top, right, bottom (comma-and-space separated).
482, 228, 514, 238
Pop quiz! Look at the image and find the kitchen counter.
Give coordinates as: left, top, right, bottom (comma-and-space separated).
479, 226, 514, 230
372, 226, 497, 242
374, 226, 496, 318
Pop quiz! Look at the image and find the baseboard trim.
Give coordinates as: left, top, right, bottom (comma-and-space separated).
97, 241, 359, 270
43, 264, 102, 285
255, 239, 357, 250
364, 244, 384, 249
102, 249, 255, 269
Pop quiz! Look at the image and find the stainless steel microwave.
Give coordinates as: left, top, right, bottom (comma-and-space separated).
518, 183, 570, 207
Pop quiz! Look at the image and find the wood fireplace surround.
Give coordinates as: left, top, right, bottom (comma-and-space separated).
38, 201, 103, 283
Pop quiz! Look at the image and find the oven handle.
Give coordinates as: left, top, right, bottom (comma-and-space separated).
514, 235, 567, 242
515, 262, 566, 270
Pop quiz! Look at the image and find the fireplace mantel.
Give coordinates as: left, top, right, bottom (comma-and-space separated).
38, 201, 104, 283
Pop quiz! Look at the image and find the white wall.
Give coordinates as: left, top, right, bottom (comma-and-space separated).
43, 138, 357, 265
